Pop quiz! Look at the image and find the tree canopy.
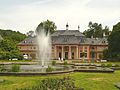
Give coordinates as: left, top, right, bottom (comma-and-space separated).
107, 22, 120, 60
83, 21, 110, 38
36, 20, 57, 34
0, 29, 26, 44
0, 29, 26, 60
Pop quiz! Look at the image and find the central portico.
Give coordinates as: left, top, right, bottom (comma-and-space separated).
54, 45, 79, 60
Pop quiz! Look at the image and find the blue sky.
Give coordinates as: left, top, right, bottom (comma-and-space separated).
0, 0, 120, 33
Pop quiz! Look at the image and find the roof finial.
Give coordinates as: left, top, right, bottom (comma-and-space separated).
66, 23, 69, 30
78, 25, 80, 31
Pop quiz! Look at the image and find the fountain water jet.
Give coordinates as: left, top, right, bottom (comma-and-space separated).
36, 29, 51, 67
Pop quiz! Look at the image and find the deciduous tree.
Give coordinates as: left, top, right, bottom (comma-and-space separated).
36, 20, 57, 34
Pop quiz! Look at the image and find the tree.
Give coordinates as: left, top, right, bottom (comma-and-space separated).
26, 30, 35, 37
102, 22, 120, 61
0, 39, 23, 60
0, 29, 25, 60
0, 35, 3, 41
103, 49, 110, 60
112, 22, 120, 32
83, 21, 110, 38
36, 20, 57, 34
107, 22, 120, 61
0, 29, 26, 44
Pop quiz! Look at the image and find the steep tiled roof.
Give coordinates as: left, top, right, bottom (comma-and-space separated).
18, 37, 37, 45
51, 30, 85, 36
18, 30, 108, 45
51, 30, 85, 44
82, 38, 108, 45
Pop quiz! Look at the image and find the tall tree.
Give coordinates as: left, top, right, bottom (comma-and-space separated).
107, 22, 120, 60
36, 20, 57, 34
112, 22, 120, 32
83, 21, 110, 38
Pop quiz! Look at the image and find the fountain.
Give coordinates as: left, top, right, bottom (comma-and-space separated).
36, 29, 51, 67
0, 29, 73, 75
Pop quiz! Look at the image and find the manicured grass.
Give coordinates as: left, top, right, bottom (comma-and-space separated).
0, 71, 120, 90
70, 72, 119, 90
95, 62, 120, 65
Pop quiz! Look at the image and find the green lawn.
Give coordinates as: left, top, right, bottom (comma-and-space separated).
0, 71, 120, 90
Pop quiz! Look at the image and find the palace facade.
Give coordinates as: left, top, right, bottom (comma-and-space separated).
17, 26, 108, 61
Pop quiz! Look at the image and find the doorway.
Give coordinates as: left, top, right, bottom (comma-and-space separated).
72, 52, 74, 59
59, 52, 61, 59
65, 52, 68, 59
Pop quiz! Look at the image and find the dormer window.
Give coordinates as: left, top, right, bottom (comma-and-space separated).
103, 41, 105, 43
23, 41, 26, 43
92, 41, 94, 43
102, 40, 105, 43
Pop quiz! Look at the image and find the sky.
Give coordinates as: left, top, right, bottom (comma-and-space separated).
0, 0, 120, 34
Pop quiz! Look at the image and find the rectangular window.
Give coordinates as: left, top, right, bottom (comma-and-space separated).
80, 53, 83, 58
34, 47, 36, 49
80, 50, 82, 52
84, 50, 87, 52
84, 47, 87, 49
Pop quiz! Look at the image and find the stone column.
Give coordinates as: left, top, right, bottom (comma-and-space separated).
69, 46, 71, 59
62, 46, 64, 60
76, 46, 78, 59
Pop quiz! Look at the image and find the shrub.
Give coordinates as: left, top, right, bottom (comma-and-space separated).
106, 63, 112, 67
64, 60, 68, 65
16, 76, 83, 90
101, 63, 106, 67
11, 65, 20, 72
52, 61, 56, 66
0, 65, 6, 72
46, 66, 53, 72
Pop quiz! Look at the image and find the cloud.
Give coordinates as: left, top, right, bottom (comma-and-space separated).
0, 0, 120, 33
86, 0, 120, 8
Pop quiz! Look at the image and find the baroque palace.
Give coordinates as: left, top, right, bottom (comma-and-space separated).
17, 25, 108, 61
